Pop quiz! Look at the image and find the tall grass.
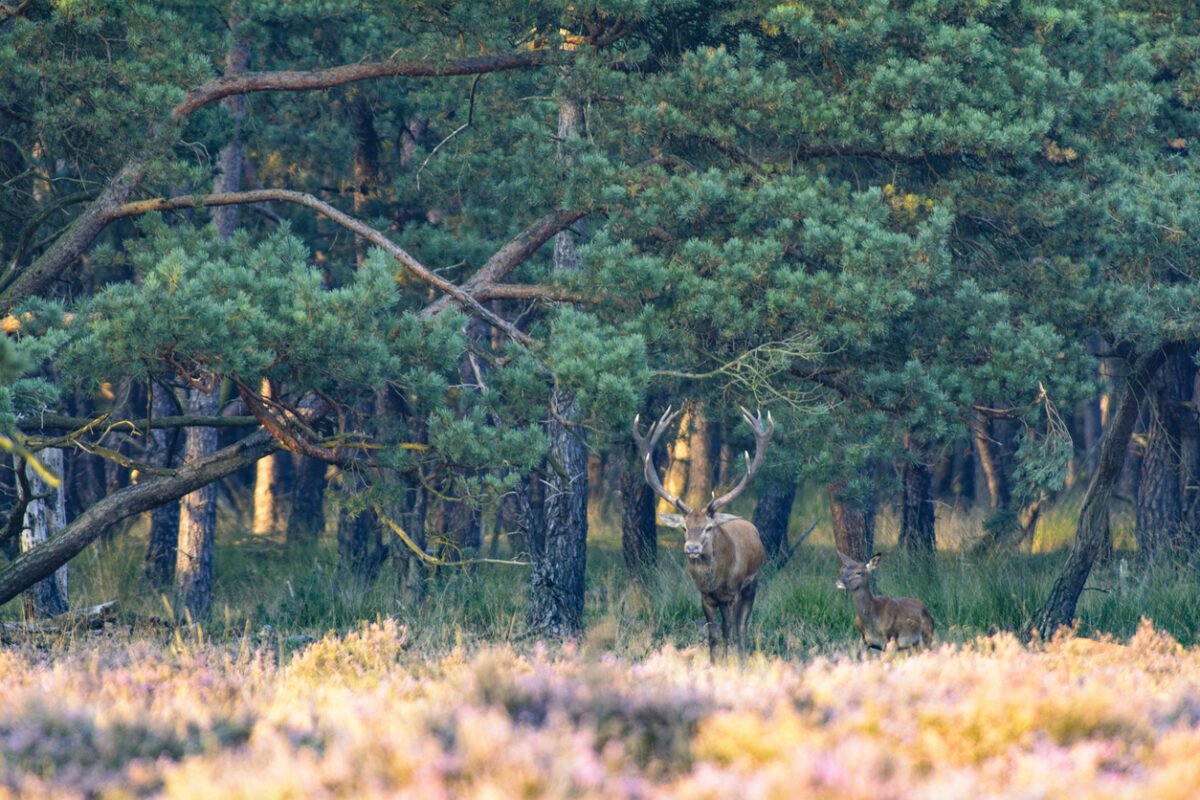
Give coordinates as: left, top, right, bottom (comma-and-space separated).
6, 482, 1200, 654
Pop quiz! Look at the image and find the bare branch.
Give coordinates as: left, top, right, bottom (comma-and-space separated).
171, 50, 564, 121
106, 188, 537, 347
419, 208, 590, 319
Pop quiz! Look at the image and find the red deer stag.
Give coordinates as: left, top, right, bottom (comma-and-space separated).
633, 406, 773, 662
835, 550, 935, 652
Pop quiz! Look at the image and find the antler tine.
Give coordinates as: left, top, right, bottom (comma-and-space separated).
710, 407, 776, 512
632, 406, 690, 513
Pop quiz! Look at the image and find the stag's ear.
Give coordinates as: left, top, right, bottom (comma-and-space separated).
711, 513, 740, 524
657, 513, 686, 529
866, 553, 883, 571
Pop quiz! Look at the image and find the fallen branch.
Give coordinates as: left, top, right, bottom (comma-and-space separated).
0, 600, 118, 641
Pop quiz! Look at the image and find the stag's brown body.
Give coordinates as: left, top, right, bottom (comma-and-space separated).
836, 551, 935, 651
634, 406, 773, 662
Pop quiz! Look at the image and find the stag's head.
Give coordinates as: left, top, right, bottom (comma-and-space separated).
633, 405, 774, 558
836, 550, 880, 592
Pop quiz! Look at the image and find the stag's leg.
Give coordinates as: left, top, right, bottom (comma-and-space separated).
718, 602, 733, 661
734, 580, 758, 660
701, 597, 720, 663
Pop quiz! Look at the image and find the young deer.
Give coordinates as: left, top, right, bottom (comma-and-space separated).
836, 550, 935, 652
633, 406, 772, 662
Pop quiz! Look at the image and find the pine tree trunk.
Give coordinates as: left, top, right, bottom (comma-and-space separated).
528, 88, 588, 638
391, 480, 429, 607
828, 474, 875, 561
336, 467, 386, 596
1135, 346, 1195, 562
1035, 346, 1168, 638
974, 415, 1011, 511
287, 455, 327, 547
753, 474, 797, 561
899, 444, 936, 557
174, 386, 220, 620
683, 411, 713, 510
173, 18, 249, 622
145, 383, 180, 588
18, 448, 69, 618
620, 454, 658, 576
251, 379, 283, 536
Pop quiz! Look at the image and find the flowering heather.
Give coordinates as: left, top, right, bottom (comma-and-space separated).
2, 618, 1200, 798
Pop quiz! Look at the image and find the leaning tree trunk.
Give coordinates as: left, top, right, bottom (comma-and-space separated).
174, 386, 220, 620
1034, 346, 1169, 639
753, 473, 797, 562
18, 448, 69, 618
899, 442, 936, 557
528, 86, 588, 638
0, 429, 282, 607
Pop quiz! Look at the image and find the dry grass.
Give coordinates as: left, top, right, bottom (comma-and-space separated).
3, 619, 1200, 798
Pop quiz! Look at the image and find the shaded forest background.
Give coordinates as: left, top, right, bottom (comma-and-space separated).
2, 0, 1199, 646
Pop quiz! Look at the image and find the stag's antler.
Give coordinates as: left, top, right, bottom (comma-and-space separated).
708, 407, 774, 512
632, 406, 690, 514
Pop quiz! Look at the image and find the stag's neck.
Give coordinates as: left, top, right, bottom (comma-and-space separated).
850, 583, 881, 621
686, 524, 740, 595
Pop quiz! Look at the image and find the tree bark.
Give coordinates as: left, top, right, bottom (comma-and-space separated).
528, 88, 588, 638
0, 428, 282, 607
335, 469, 386, 596
1135, 345, 1196, 562
286, 455, 327, 547
1034, 346, 1169, 638
144, 383, 181, 588
899, 442, 936, 557
683, 410, 713, 510
392, 479, 429, 607
251, 379, 283, 536
619, 452, 658, 576
974, 415, 1011, 511
18, 448, 69, 618
174, 386, 220, 620
828, 470, 875, 561
753, 474, 797, 562
172, 19, 249, 622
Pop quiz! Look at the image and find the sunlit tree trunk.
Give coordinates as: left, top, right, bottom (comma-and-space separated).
828, 470, 875, 561
683, 410, 713, 510
251, 378, 283, 536
18, 448, 68, 618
